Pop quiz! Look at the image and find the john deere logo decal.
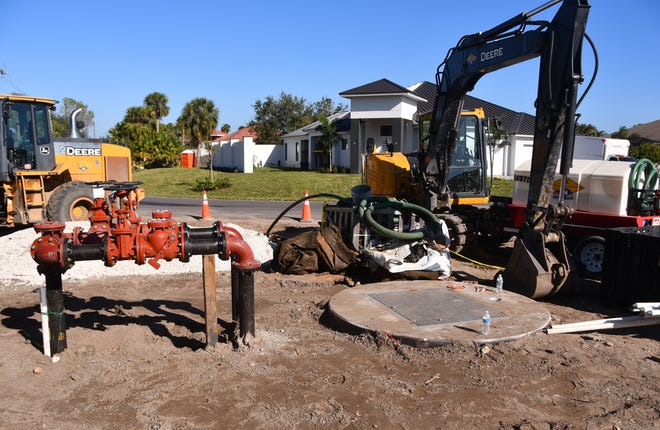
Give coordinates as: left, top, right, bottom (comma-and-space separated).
552, 177, 583, 200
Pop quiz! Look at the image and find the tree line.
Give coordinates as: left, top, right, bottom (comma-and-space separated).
52, 92, 345, 169
51, 96, 658, 167
108, 93, 220, 169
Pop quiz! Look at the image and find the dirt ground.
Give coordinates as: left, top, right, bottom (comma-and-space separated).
0, 219, 658, 430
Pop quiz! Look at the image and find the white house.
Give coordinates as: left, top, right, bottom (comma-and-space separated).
340, 79, 426, 173
281, 78, 538, 177
280, 111, 352, 170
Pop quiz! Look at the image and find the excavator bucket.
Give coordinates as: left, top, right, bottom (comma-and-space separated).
503, 230, 580, 299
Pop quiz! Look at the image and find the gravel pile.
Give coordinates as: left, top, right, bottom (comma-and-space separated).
1, 222, 275, 292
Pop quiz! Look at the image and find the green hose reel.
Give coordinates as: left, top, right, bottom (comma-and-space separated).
628, 158, 658, 215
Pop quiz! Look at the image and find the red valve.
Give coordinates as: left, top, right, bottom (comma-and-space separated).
31, 190, 260, 272
31, 222, 68, 269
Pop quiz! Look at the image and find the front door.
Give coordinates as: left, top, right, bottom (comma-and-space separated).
300, 139, 309, 170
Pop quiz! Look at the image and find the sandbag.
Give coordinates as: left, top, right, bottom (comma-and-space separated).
272, 225, 357, 274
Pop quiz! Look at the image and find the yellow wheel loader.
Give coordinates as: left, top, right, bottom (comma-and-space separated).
1, 94, 137, 226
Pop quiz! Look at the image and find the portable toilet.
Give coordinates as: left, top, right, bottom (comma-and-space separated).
181, 150, 196, 168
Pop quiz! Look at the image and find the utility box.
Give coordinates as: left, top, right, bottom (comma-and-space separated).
602, 226, 660, 306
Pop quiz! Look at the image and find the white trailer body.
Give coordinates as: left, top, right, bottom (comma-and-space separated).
573, 136, 630, 161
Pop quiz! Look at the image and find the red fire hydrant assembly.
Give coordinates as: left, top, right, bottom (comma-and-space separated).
30, 182, 260, 354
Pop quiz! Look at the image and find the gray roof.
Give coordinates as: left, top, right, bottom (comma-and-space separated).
340, 78, 411, 96
408, 81, 536, 135
286, 79, 537, 139
340, 78, 425, 102
282, 111, 350, 138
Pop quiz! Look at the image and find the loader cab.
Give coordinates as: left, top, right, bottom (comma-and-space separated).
0, 95, 57, 181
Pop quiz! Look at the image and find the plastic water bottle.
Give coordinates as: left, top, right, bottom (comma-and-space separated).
482, 311, 491, 335
495, 274, 503, 301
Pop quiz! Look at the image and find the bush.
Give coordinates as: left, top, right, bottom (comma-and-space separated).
191, 177, 231, 192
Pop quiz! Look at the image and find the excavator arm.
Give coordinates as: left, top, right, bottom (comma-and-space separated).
424, 0, 591, 297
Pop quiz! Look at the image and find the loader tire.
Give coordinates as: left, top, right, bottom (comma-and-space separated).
438, 214, 467, 253
46, 182, 95, 222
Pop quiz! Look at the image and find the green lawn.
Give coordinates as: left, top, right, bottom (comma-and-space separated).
490, 177, 513, 198
133, 167, 363, 201
133, 167, 513, 201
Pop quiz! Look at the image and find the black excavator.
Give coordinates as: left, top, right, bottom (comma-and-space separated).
347, 0, 592, 298
421, 0, 591, 298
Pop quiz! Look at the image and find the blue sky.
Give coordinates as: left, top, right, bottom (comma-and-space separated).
2, 0, 658, 137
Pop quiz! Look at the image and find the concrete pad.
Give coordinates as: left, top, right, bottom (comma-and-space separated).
327, 280, 551, 347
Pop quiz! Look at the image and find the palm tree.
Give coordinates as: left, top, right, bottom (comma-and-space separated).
179, 98, 219, 146
178, 98, 219, 179
144, 92, 170, 133
317, 116, 337, 171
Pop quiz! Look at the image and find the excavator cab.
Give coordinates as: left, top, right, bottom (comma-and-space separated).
442, 109, 488, 203
366, 108, 489, 207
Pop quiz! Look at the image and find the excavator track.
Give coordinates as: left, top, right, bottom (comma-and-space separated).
437, 213, 468, 253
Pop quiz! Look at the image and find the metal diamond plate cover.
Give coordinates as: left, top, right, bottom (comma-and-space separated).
368, 288, 506, 327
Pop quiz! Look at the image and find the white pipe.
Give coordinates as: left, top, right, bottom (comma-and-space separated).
547, 315, 660, 334
39, 287, 51, 358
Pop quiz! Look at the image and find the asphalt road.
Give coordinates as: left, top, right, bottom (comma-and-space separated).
137, 196, 325, 225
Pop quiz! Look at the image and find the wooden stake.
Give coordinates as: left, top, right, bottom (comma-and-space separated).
202, 255, 218, 347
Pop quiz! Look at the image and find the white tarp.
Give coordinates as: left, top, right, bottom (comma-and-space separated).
368, 242, 451, 278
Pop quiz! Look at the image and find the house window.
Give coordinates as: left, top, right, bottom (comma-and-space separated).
295, 142, 299, 161
380, 125, 392, 137
341, 138, 347, 150
284, 143, 288, 160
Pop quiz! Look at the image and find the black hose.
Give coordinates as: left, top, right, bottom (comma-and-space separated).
576, 32, 598, 109
264, 193, 348, 237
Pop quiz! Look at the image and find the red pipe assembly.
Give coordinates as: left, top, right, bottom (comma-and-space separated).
30, 182, 260, 354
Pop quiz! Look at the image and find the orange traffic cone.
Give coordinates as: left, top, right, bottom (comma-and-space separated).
301, 190, 312, 222
201, 190, 211, 220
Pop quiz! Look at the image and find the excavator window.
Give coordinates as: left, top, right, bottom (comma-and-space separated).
454, 115, 479, 166
415, 111, 486, 196
448, 114, 483, 194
